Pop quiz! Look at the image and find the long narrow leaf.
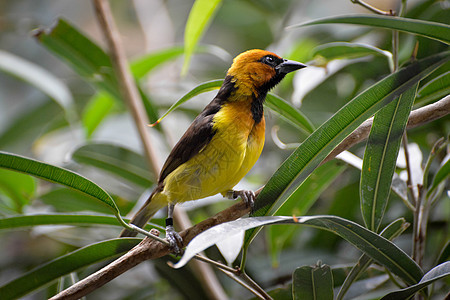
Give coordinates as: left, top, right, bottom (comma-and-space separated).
182, 0, 223, 74
0, 151, 119, 213
71, 143, 152, 187
337, 218, 409, 300
0, 214, 157, 231
0, 238, 140, 300
381, 262, 450, 300
360, 84, 418, 231
266, 93, 315, 134
34, 19, 120, 99
290, 14, 450, 44
427, 157, 450, 197
175, 215, 423, 285
0, 50, 75, 121
245, 52, 449, 249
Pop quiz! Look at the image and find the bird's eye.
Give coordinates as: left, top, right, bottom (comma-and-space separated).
263, 56, 274, 65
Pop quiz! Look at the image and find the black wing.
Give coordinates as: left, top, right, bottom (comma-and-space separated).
158, 76, 236, 184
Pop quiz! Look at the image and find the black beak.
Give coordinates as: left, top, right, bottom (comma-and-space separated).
276, 59, 307, 74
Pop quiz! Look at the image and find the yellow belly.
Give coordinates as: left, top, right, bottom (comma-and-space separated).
160, 101, 265, 204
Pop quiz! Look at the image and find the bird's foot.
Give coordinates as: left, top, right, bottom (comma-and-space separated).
227, 189, 255, 211
165, 225, 183, 255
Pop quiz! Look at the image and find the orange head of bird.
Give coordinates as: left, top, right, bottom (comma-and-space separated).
226, 49, 306, 99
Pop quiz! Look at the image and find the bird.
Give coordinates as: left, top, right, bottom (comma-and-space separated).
120, 49, 306, 252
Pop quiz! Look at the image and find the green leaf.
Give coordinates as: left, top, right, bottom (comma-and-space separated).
360, 84, 418, 231
131, 46, 185, 79
268, 161, 345, 264
244, 51, 449, 249
39, 188, 116, 214
0, 100, 61, 149
313, 42, 393, 71
266, 93, 315, 134
34, 18, 120, 100
71, 143, 152, 187
151, 79, 222, 125
82, 92, 116, 138
381, 262, 450, 300
290, 14, 450, 44
0, 169, 36, 213
175, 215, 423, 285
0, 50, 75, 122
416, 71, 450, 105
0, 238, 140, 300
427, 157, 450, 197
131, 45, 230, 80
0, 151, 119, 214
293, 263, 334, 300
337, 218, 409, 300
182, 0, 223, 74
0, 213, 157, 231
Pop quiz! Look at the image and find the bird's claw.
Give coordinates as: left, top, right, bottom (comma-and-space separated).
228, 189, 255, 212
165, 225, 183, 255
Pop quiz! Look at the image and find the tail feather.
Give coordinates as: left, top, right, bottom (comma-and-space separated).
119, 190, 166, 237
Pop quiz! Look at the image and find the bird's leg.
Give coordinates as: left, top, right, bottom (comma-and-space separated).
226, 189, 256, 210
165, 203, 183, 255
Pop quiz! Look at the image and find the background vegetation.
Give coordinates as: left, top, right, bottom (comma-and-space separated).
0, 0, 448, 299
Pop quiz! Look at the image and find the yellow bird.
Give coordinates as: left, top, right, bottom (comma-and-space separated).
120, 49, 306, 251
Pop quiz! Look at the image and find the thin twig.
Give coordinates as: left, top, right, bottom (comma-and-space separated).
350, 0, 393, 15
218, 268, 267, 300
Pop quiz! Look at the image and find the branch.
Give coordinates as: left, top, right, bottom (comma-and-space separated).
50, 202, 250, 300
92, 1, 227, 299
92, 0, 160, 176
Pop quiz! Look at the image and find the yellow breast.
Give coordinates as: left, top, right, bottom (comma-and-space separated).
161, 100, 265, 203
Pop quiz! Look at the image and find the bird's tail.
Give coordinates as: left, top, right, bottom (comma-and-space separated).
119, 190, 167, 237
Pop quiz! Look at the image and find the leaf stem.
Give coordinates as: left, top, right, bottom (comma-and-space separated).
350, 0, 394, 16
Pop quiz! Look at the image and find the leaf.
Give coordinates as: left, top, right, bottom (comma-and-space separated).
82, 92, 116, 138
244, 51, 449, 249
34, 19, 121, 100
416, 71, 450, 106
427, 157, 450, 197
150, 80, 222, 126
39, 188, 116, 214
175, 216, 423, 287
71, 143, 152, 187
182, 0, 223, 74
0, 238, 140, 300
0, 151, 119, 214
290, 14, 450, 44
266, 93, 315, 134
0, 213, 156, 231
360, 84, 418, 231
0, 100, 61, 149
268, 161, 346, 264
293, 263, 334, 300
131, 46, 185, 79
0, 169, 36, 213
131, 44, 230, 80
0, 50, 75, 122
313, 42, 393, 71
381, 262, 450, 300
337, 218, 409, 300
